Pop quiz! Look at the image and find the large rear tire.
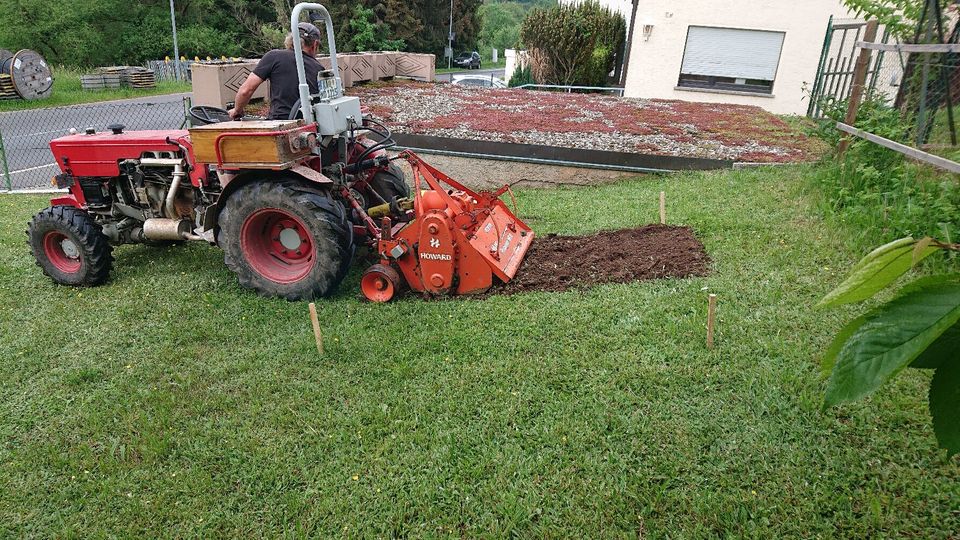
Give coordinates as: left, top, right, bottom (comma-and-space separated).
27, 206, 113, 286
217, 181, 353, 300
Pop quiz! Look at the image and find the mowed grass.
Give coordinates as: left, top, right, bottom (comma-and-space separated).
0, 166, 957, 537
0, 67, 190, 112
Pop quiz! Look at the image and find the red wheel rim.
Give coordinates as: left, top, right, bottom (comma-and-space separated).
240, 208, 315, 284
43, 231, 81, 273
361, 270, 397, 302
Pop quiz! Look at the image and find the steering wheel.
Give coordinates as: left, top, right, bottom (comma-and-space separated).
189, 105, 233, 126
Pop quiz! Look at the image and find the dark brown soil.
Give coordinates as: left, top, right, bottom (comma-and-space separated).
493, 224, 711, 294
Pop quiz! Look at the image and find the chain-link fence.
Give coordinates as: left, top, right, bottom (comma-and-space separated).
892, 51, 960, 149
841, 42, 960, 167
0, 96, 191, 191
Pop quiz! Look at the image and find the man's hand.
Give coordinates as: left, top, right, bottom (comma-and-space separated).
230, 72, 264, 122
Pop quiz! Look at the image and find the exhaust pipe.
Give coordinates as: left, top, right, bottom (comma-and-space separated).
165, 162, 186, 219
143, 218, 192, 241
138, 158, 186, 220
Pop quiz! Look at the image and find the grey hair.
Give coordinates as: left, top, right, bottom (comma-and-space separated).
283, 34, 316, 51
284, 34, 317, 52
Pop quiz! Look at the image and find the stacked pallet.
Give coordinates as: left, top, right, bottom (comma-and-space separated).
0, 74, 17, 100
81, 66, 157, 91
125, 67, 156, 89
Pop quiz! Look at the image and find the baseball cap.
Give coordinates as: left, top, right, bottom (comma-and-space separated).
298, 22, 322, 43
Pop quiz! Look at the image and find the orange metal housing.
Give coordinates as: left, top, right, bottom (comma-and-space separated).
370, 152, 534, 298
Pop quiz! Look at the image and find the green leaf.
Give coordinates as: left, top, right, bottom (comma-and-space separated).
824, 277, 960, 408
818, 237, 939, 308
929, 359, 960, 457
821, 313, 869, 375
912, 323, 960, 369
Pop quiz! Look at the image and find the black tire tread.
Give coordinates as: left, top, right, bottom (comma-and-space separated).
27, 206, 113, 286
218, 181, 353, 300
369, 163, 410, 203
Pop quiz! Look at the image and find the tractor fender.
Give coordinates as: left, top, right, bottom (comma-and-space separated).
50, 194, 82, 208
205, 165, 334, 242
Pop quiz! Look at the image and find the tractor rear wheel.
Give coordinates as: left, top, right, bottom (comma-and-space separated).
27, 206, 113, 286
218, 181, 353, 300
368, 163, 410, 205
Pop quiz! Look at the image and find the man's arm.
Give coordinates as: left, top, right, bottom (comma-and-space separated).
227, 73, 264, 120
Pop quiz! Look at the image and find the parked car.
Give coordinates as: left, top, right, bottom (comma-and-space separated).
453, 51, 481, 69
451, 74, 506, 88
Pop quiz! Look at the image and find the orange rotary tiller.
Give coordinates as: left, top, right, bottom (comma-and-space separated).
360, 151, 535, 302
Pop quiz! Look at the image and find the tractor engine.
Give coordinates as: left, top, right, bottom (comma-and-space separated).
49, 126, 217, 245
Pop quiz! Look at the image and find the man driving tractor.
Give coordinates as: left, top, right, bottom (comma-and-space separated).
228, 22, 324, 120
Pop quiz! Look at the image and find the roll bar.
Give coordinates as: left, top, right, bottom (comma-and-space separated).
290, 3, 342, 124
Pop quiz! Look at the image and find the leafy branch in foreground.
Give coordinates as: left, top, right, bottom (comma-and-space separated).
819, 236, 960, 456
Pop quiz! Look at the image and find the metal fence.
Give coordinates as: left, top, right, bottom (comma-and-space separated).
0, 96, 191, 191
808, 17, 898, 118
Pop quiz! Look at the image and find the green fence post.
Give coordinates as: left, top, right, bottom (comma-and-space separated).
0, 127, 11, 192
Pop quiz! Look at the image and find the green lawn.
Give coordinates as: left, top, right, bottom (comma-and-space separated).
0, 67, 190, 112
0, 165, 957, 536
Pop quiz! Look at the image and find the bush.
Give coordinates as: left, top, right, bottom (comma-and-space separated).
810, 95, 960, 251
508, 63, 533, 87
519, 1, 625, 86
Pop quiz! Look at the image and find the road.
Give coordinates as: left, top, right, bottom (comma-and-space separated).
1, 93, 190, 190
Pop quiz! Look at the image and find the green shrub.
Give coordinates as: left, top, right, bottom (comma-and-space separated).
508, 62, 533, 87
810, 95, 960, 252
519, 1, 625, 86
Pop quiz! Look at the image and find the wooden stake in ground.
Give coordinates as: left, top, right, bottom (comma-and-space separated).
837, 19, 879, 157
308, 302, 324, 355
707, 294, 717, 349
659, 191, 666, 225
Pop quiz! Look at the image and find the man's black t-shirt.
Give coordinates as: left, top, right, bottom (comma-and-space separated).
253, 49, 321, 120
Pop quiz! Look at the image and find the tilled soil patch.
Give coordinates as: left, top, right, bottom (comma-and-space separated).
493, 224, 710, 294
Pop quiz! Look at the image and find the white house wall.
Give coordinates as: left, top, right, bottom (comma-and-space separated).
623, 0, 854, 115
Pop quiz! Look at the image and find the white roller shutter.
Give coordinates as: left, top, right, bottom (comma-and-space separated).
680, 26, 785, 81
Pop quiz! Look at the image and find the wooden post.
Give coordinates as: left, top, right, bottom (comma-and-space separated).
308, 302, 324, 355
659, 191, 666, 225
837, 19, 880, 157
707, 294, 717, 349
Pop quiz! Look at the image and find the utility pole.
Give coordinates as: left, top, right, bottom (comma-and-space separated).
169, 0, 182, 80
448, 0, 454, 69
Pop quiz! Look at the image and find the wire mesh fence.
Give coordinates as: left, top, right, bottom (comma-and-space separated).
0, 96, 191, 191
841, 46, 960, 166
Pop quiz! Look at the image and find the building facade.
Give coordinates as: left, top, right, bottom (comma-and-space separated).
621, 0, 854, 115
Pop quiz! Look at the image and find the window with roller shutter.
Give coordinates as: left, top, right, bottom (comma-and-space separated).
677, 26, 786, 94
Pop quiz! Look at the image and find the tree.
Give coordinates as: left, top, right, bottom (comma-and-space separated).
342, 6, 405, 52
477, 1, 544, 53
842, 0, 927, 40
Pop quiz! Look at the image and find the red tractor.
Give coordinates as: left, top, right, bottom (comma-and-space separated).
27, 2, 532, 301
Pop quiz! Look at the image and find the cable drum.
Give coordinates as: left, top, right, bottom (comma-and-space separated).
1, 49, 54, 100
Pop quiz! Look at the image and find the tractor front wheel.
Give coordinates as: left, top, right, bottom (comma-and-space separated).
218, 181, 353, 300
27, 206, 113, 286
